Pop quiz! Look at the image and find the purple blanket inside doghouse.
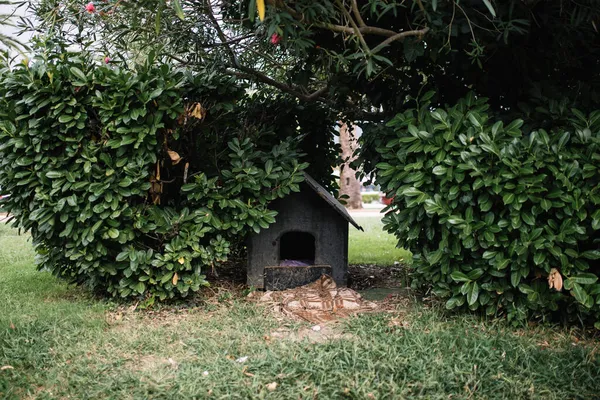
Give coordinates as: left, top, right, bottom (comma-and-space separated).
279, 259, 313, 267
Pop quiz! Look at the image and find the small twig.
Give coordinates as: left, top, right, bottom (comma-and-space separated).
166, 53, 189, 66
446, 1, 457, 48
106, 0, 124, 15
281, 2, 304, 21
236, 41, 290, 68
206, 34, 254, 47
335, 0, 370, 54
455, 1, 477, 44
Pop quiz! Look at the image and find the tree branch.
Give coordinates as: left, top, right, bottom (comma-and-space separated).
371, 27, 430, 54
317, 23, 399, 37
205, 0, 241, 68
351, 0, 367, 27
227, 69, 329, 102
334, 0, 370, 53
206, 34, 254, 47
166, 53, 189, 66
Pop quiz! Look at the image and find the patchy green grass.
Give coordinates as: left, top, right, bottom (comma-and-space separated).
1, 223, 600, 399
349, 215, 412, 265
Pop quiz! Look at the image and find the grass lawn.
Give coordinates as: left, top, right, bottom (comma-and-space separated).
1, 223, 600, 399
348, 214, 411, 265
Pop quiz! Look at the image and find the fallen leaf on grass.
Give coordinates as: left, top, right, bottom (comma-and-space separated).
168, 358, 179, 369
1, 366, 14, 371
387, 316, 408, 329
242, 365, 254, 377
266, 382, 278, 391
9, 322, 15, 330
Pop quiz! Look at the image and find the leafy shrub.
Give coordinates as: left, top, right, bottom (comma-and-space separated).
361, 193, 380, 204
0, 48, 307, 302
371, 93, 600, 324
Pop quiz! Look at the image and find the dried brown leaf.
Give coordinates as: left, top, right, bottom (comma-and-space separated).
188, 103, 205, 119
168, 150, 182, 165
548, 268, 563, 291
172, 273, 179, 286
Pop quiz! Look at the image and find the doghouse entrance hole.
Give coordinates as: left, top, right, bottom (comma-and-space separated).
279, 232, 315, 266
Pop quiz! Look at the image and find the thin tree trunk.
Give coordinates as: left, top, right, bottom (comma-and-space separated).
339, 123, 362, 209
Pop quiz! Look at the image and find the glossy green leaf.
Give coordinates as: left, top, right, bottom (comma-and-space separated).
569, 273, 598, 285
69, 67, 87, 82
450, 271, 470, 282
467, 282, 479, 305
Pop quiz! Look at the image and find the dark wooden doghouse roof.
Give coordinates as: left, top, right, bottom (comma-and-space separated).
303, 173, 363, 231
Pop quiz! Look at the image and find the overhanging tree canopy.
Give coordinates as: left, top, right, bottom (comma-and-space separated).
25, 0, 600, 122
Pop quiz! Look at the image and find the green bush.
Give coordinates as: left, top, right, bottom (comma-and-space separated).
372, 93, 600, 324
0, 48, 307, 303
361, 193, 379, 204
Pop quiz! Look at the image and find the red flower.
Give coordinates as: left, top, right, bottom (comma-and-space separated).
85, 2, 96, 13
104, 56, 111, 64
270, 33, 281, 45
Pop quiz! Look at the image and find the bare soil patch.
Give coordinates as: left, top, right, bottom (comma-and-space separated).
269, 323, 356, 343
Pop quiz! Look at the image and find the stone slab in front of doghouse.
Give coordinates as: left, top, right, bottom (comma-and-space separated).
264, 265, 332, 291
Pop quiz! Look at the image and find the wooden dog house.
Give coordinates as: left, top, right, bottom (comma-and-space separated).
247, 173, 362, 290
